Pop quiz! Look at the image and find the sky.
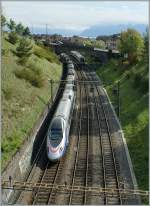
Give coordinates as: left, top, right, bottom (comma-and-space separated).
2, 1, 149, 33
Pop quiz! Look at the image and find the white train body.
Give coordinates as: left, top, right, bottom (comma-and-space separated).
47, 54, 75, 161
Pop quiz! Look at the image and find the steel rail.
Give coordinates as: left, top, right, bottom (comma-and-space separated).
95, 80, 123, 204
92, 81, 107, 204
32, 161, 50, 204
80, 71, 90, 205
86, 70, 123, 204
84, 69, 108, 204
47, 161, 61, 204
32, 161, 61, 205
70, 61, 122, 204
68, 70, 83, 205
15, 134, 49, 203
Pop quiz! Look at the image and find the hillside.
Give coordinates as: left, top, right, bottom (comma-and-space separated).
96, 59, 148, 201
2, 34, 62, 169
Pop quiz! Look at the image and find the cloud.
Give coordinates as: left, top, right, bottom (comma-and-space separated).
2, 1, 148, 32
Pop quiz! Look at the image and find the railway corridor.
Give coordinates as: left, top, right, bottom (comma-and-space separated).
16, 68, 139, 205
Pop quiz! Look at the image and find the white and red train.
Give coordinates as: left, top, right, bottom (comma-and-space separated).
46, 53, 76, 161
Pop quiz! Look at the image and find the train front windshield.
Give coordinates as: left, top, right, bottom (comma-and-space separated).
49, 119, 63, 147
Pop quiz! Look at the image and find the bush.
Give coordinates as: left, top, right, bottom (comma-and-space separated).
17, 57, 28, 65
28, 62, 42, 75
2, 48, 9, 56
30, 74, 45, 88
33, 45, 60, 64
133, 73, 148, 93
133, 73, 142, 88
2, 49, 5, 55
141, 76, 148, 93
16, 37, 32, 58
3, 86, 13, 100
35, 39, 43, 46
8, 32, 18, 44
34, 46, 53, 62
14, 65, 45, 88
126, 71, 131, 79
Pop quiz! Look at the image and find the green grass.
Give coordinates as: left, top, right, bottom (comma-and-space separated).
33, 44, 60, 64
1, 33, 62, 169
96, 59, 148, 203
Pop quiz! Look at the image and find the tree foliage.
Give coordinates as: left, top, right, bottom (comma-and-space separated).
1, 15, 7, 28
23, 26, 31, 36
15, 23, 24, 35
118, 28, 144, 64
16, 37, 33, 58
7, 18, 16, 31
8, 32, 18, 44
143, 27, 149, 63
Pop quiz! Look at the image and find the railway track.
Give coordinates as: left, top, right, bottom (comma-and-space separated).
14, 66, 70, 204
14, 61, 138, 205
32, 160, 65, 204
75, 69, 125, 204
55, 60, 125, 204
67, 70, 89, 205
24, 70, 81, 205
38, 70, 86, 205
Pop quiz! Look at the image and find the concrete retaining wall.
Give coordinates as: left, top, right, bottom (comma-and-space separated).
2, 106, 48, 203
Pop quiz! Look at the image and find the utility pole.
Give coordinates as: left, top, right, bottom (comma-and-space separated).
112, 81, 121, 119
117, 81, 120, 118
46, 24, 48, 42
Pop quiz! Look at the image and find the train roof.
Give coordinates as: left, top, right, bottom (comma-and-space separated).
54, 93, 74, 121
55, 99, 70, 117
68, 60, 73, 64
68, 69, 75, 76
68, 65, 74, 70
67, 75, 75, 82
63, 88, 74, 97
65, 85, 74, 90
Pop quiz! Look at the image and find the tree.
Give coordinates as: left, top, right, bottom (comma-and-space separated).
23, 27, 31, 36
94, 40, 105, 49
8, 32, 18, 44
1, 15, 7, 28
15, 23, 24, 35
118, 28, 144, 64
143, 27, 149, 63
7, 18, 16, 31
16, 37, 33, 58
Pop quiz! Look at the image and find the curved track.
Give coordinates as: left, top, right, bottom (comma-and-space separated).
16, 64, 137, 205
85, 70, 123, 204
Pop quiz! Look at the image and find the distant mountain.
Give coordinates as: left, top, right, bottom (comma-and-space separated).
32, 24, 147, 37
80, 24, 147, 37
32, 27, 81, 36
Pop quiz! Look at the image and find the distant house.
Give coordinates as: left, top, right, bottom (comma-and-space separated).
96, 33, 120, 50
